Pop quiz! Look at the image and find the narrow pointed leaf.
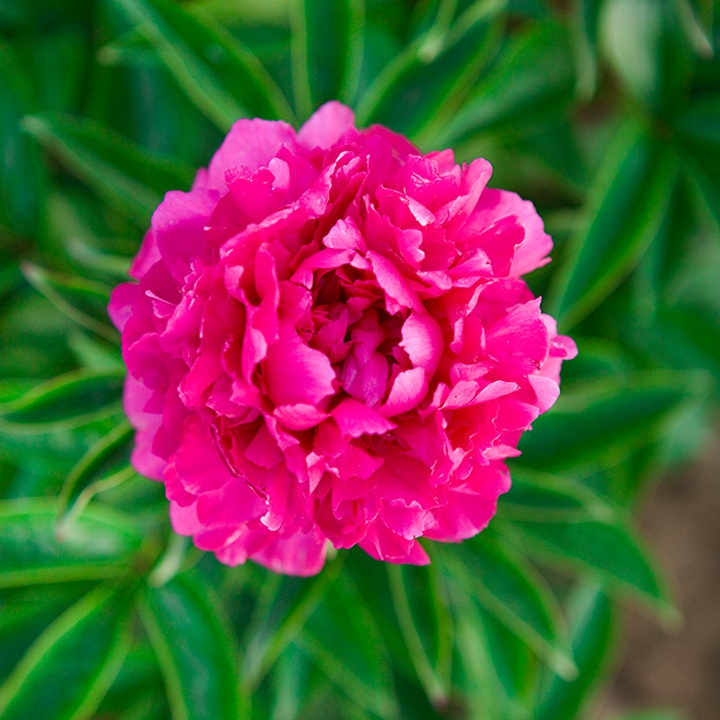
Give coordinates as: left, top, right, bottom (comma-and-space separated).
502, 466, 615, 523
22, 113, 193, 224
297, 576, 398, 718
534, 582, 618, 720
550, 123, 678, 327
0, 368, 125, 430
0, 585, 132, 720
388, 562, 453, 706
22, 263, 117, 342
518, 372, 708, 473
140, 572, 247, 720
441, 536, 575, 678
0, 41, 47, 237
0, 499, 143, 587
111, 0, 294, 129
292, 0, 364, 117
57, 420, 134, 518
358, 0, 505, 140
512, 519, 673, 615
443, 21, 575, 144
241, 559, 343, 690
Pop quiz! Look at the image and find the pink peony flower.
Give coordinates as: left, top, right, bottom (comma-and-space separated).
109, 102, 576, 576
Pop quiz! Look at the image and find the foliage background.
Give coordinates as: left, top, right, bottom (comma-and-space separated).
1, 0, 719, 719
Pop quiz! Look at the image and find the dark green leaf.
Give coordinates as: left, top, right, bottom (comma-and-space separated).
674, 96, 720, 231
57, 420, 134, 520
510, 518, 673, 615
387, 561, 453, 707
571, 0, 602, 100
297, 576, 397, 718
22, 263, 117, 343
22, 112, 193, 224
111, 0, 294, 130
441, 535, 575, 678
0, 41, 47, 237
534, 582, 618, 720
0, 368, 125, 430
358, 0, 505, 142
442, 21, 575, 144
518, 371, 708, 473
600, 0, 694, 115
140, 572, 247, 720
292, 0, 364, 118
502, 466, 615, 523
550, 122, 678, 327
0, 584, 132, 720
0, 499, 143, 587
241, 559, 343, 691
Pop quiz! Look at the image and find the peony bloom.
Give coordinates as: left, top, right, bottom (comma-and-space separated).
109, 102, 576, 576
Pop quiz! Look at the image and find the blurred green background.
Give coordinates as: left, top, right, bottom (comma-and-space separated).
1, 0, 719, 719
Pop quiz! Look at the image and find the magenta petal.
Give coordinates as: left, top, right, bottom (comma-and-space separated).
298, 101, 355, 150
331, 397, 397, 438
274, 404, 329, 431
400, 311, 443, 377
264, 321, 336, 407
379, 367, 428, 417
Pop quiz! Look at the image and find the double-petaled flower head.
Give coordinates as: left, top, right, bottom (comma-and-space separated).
110, 102, 576, 576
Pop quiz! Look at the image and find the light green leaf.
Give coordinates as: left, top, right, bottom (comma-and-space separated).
550, 122, 678, 327
441, 535, 576, 679
518, 371, 708, 473
0, 499, 143, 587
292, 0, 364, 118
22, 263, 117, 343
509, 518, 674, 616
358, 0, 506, 142
22, 112, 193, 224
0, 584, 132, 720
111, 0, 295, 130
0, 368, 125, 431
534, 581, 618, 720
140, 572, 247, 720
387, 561, 453, 707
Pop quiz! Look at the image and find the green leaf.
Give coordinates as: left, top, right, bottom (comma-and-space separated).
534, 581, 618, 720
22, 112, 193, 224
600, 0, 694, 115
674, 96, 720, 231
518, 371, 708, 473
0, 40, 47, 237
358, 0, 506, 142
0, 499, 143, 587
571, 0, 602, 100
22, 263, 117, 343
240, 559, 343, 691
0, 368, 125, 431
0, 584, 132, 720
297, 576, 398, 718
502, 466, 615, 523
387, 561, 453, 707
139, 572, 247, 720
292, 0, 364, 118
442, 21, 575, 145
441, 534, 576, 679
549, 122, 678, 327
111, 0, 294, 130
509, 518, 673, 615
57, 420, 134, 521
